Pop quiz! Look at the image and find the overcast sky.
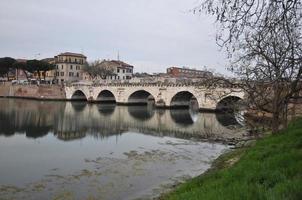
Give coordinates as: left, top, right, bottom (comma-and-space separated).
0, 0, 229, 74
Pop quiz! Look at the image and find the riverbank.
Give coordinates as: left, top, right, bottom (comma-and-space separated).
160, 118, 302, 200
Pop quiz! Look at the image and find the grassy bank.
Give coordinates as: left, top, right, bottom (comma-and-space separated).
162, 118, 302, 200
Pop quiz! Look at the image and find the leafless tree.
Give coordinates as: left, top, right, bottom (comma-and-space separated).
195, 0, 302, 133
83, 60, 115, 80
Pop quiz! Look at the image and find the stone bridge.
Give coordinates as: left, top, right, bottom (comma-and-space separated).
65, 84, 245, 111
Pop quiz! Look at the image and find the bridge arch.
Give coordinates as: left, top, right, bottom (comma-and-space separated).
170, 91, 199, 109
71, 90, 88, 101
96, 90, 116, 103
127, 90, 155, 105
216, 95, 243, 111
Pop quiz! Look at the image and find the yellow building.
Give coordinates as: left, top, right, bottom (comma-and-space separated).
54, 52, 87, 84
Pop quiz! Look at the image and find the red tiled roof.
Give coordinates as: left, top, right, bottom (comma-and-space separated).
101, 60, 133, 69
58, 52, 87, 58
42, 58, 55, 63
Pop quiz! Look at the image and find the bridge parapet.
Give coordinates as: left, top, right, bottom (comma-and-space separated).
67, 81, 242, 88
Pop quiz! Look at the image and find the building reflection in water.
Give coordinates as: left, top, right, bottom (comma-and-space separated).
0, 99, 244, 141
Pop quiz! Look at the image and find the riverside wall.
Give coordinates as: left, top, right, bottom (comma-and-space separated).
0, 83, 66, 100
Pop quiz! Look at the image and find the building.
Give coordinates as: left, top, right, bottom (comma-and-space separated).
167, 66, 213, 78
102, 60, 134, 81
131, 73, 177, 84
54, 52, 87, 84
84, 60, 134, 82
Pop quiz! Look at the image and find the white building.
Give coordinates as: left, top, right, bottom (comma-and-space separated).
103, 60, 133, 81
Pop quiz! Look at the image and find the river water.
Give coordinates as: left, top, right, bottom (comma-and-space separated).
0, 98, 245, 200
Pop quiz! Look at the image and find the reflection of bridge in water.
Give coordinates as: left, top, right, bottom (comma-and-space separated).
0, 99, 246, 142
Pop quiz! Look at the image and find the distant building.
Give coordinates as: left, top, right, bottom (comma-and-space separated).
167, 66, 213, 78
103, 60, 134, 81
83, 60, 134, 83
131, 72, 177, 84
82, 60, 133, 82
54, 52, 87, 84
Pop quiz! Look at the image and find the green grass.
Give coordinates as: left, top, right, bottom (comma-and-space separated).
162, 118, 302, 200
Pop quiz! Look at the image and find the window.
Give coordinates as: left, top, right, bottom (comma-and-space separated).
75, 58, 77, 63
60, 72, 64, 76
117, 76, 120, 80
61, 65, 64, 69
56, 65, 58, 69
123, 69, 125, 73
76, 72, 79, 77
69, 72, 74, 77
70, 65, 73, 70
117, 69, 120, 73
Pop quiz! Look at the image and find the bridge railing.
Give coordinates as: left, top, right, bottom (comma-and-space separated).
66, 81, 242, 89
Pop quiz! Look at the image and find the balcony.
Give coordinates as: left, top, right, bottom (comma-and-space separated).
55, 60, 85, 65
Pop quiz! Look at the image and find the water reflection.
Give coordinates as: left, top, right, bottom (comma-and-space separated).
97, 103, 116, 116
216, 112, 239, 127
128, 105, 155, 121
170, 109, 195, 126
0, 99, 244, 141
71, 101, 87, 112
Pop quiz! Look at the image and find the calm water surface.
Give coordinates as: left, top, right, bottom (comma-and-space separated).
0, 99, 245, 200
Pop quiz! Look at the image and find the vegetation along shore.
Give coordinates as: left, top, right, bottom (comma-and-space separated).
160, 118, 302, 200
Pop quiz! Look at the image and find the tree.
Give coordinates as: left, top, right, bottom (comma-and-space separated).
26, 60, 41, 79
83, 60, 115, 80
197, 0, 302, 133
26, 59, 55, 80
0, 57, 16, 80
40, 62, 55, 80
12, 61, 27, 80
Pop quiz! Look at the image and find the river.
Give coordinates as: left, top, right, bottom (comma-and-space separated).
0, 98, 246, 200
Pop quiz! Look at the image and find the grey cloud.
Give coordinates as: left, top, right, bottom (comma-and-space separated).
0, 0, 229, 74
